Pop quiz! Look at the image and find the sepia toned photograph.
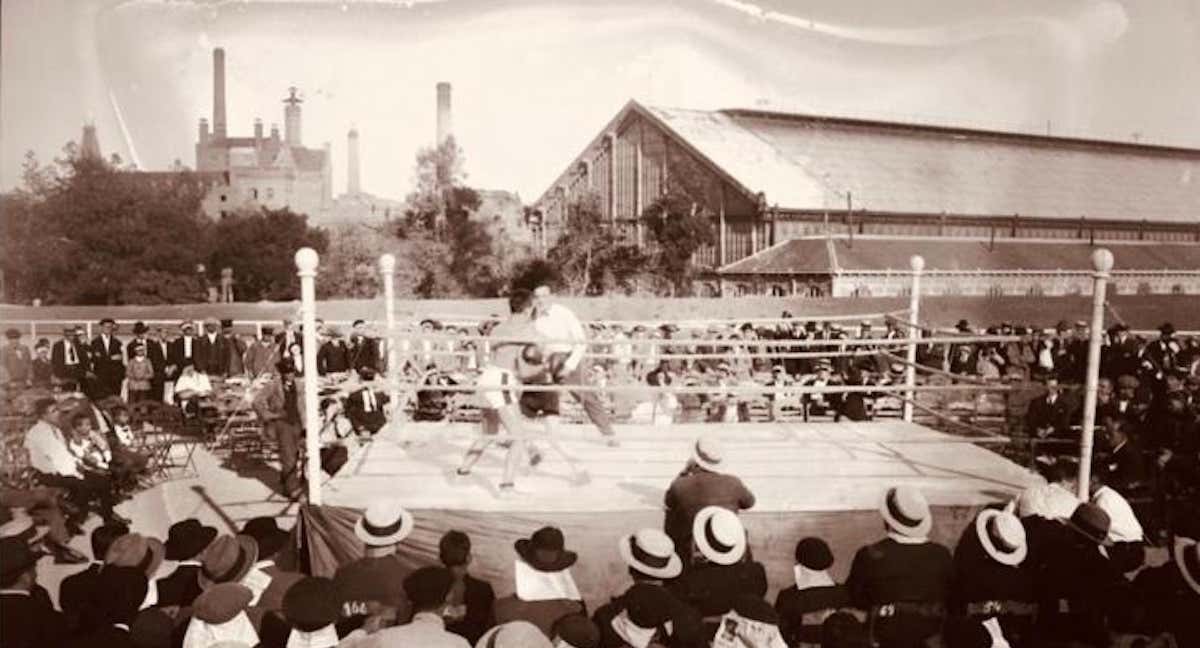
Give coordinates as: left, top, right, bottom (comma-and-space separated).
1, 1, 1198, 646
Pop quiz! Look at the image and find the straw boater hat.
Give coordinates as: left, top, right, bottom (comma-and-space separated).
198, 535, 259, 589
354, 501, 414, 547
1174, 536, 1200, 596
104, 533, 166, 579
691, 436, 725, 473
692, 506, 747, 565
974, 506, 1028, 566
880, 486, 933, 538
618, 529, 682, 579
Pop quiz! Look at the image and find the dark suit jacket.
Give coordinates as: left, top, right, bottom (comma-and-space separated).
66, 624, 136, 648
444, 574, 495, 645
1099, 440, 1148, 495
193, 334, 226, 376
663, 468, 755, 556
1024, 394, 1073, 438
1, 591, 68, 648
674, 561, 768, 617
347, 337, 380, 373
494, 597, 584, 639
89, 335, 125, 394
318, 341, 351, 375
60, 563, 103, 632
156, 564, 202, 608
168, 336, 198, 371
345, 388, 389, 433
51, 339, 89, 381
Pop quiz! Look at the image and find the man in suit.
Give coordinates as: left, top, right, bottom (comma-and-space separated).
168, 321, 198, 376
2, 328, 32, 389
219, 319, 246, 377
663, 436, 756, 565
438, 530, 495, 645
241, 516, 303, 626
276, 319, 300, 360
0, 536, 68, 648
1102, 324, 1140, 382
59, 523, 129, 633
142, 326, 171, 401
347, 319, 380, 374
1025, 377, 1074, 444
89, 318, 125, 399
51, 326, 89, 391
65, 565, 147, 648
1141, 323, 1181, 383
344, 367, 389, 438
318, 327, 351, 376
193, 317, 226, 377
245, 327, 280, 379
156, 518, 216, 608
1099, 418, 1148, 496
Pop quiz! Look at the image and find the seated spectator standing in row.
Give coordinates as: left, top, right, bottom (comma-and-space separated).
846, 486, 951, 648
664, 436, 756, 567
775, 537, 855, 648
496, 525, 586, 637
24, 398, 123, 526
345, 367, 389, 438
439, 529, 496, 644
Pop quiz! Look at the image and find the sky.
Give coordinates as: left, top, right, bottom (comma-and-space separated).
2, 0, 1199, 202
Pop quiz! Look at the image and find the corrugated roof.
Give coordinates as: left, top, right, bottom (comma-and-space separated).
719, 236, 1200, 274
643, 105, 1200, 224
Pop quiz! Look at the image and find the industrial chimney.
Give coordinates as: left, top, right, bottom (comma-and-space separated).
284, 87, 303, 146
213, 48, 227, 139
436, 82, 452, 147
347, 127, 361, 195
254, 118, 263, 141
80, 123, 102, 160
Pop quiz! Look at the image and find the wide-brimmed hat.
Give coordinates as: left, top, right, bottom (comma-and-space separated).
132, 321, 149, 335
515, 526, 577, 572
241, 516, 289, 559
283, 577, 341, 632
618, 529, 682, 579
691, 436, 725, 473
975, 508, 1027, 566
880, 486, 932, 538
1174, 536, 1200, 596
198, 535, 259, 589
165, 519, 218, 561
955, 319, 971, 332
354, 501, 414, 547
104, 533, 166, 578
1061, 502, 1111, 546
193, 582, 254, 624
0, 536, 43, 582
1159, 322, 1176, 336
692, 506, 747, 565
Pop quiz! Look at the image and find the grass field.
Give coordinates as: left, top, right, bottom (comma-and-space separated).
1, 294, 1195, 332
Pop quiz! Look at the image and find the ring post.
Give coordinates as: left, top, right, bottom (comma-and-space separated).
295, 248, 323, 505
903, 255, 924, 422
379, 253, 400, 439
1077, 248, 1113, 500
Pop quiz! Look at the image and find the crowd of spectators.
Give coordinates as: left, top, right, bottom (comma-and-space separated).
2, 433, 1197, 647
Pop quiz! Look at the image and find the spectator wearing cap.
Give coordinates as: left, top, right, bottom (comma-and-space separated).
1132, 534, 1200, 647
2, 327, 32, 389
52, 326, 90, 391
438, 530, 496, 644
948, 505, 1035, 647
182, 582, 259, 648
157, 519, 218, 608
88, 318, 125, 399
0, 535, 69, 647
674, 506, 768, 624
356, 566, 471, 647
477, 620, 554, 648
60, 522, 129, 631
252, 361, 305, 495
334, 501, 415, 629
663, 436, 756, 566
66, 565, 149, 648
845, 486, 952, 648
256, 576, 346, 648
494, 526, 586, 637
30, 338, 53, 389
105, 532, 166, 609
245, 327, 281, 379
1032, 503, 1135, 646
799, 361, 838, 418
774, 537, 855, 648
1098, 418, 1147, 497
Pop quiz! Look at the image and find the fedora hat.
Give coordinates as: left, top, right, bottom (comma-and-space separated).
241, 516, 289, 559
104, 533, 166, 578
0, 536, 44, 583
692, 506, 747, 565
1062, 503, 1111, 546
1174, 536, 1200, 596
691, 436, 725, 473
880, 486, 932, 538
354, 501, 414, 547
515, 526, 578, 572
975, 508, 1027, 566
132, 321, 149, 335
618, 529, 682, 580
165, 519, 218, 561
198, 535, 259, 589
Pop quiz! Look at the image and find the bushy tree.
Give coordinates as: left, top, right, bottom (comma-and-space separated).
641, 191, 717, 296
543, 192, 648, 295
208, 207, 329, 301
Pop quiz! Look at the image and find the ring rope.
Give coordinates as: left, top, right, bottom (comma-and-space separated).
375, 381, 1011, 396
393, 332, 1024, 349
878, 350, 998, 386
399, 309, 912, 328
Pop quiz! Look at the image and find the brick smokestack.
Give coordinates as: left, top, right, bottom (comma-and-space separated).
347, 127, 361, 195
213, 48, 227, 139
284, 87, 303, 146
436, 82, 452, 147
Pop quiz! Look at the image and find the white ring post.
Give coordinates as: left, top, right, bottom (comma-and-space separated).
1077, 248, 1113, 500
379, 254, 400, 437
903, 255, 924, 422
295, 248, 323, 505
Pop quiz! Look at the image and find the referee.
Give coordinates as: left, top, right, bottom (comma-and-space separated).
531, 286, 619, 446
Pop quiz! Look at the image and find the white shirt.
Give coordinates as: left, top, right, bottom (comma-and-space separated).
533, 303, 588, 372
1092, 485, 1144, 543
182, 336, 193, 358
356, 612, 470, 648
65, 341, 79, 365
24, 420, 82, 477
175, 370, 213, 396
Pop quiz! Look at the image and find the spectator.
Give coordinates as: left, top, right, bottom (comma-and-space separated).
30, 338, 53, 389
553, 613, 601, 648
103, 533, 165, 610
948, 506, 1035, 647
68, 565, 148, 648
0, 535, 69, 647
495, 526, 586, 637
158, 518, 218, 608
257, 576, 346, 648
318, 327, 351, 376
476, 620, 554, 648
240, 516, 302, 616
59, 522, 129, 632
24, 398, 122, 526
334, 501, 415, 628
1087, 472, 1145, 574
348, 319, 380, 374
344, 367, 389, 438
89, 318, 125, 399
663, 436, 756, 565
1102, 375, 1150, 425
126, 343, 155, 402
0, 486, 85, 563
1132, 534, 1200, 646
617, 528, 683, 586
595, 582, 681, 648
1024, 377, 1073, 443
712, 595, 789, 648
252, 362, 304, 495
51, 326, 89, 392
143, 325, 172, 401
245, 327, 280, 379
2, 328, 32, 389
194, 317, 226, 377
774, 537, 855, 647
819, 612, 870, 648
358, 566, 471, 647
219, 319, 246, 377
1097, 418, 1147, 496
199, 534, 259, 593
1141, 323, 1180, 382
182, 582, 259, 648
438, 530, 496, 645
1102, 323, 1140, 381
845, 486, 952, 648
674, 507, 768, 620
